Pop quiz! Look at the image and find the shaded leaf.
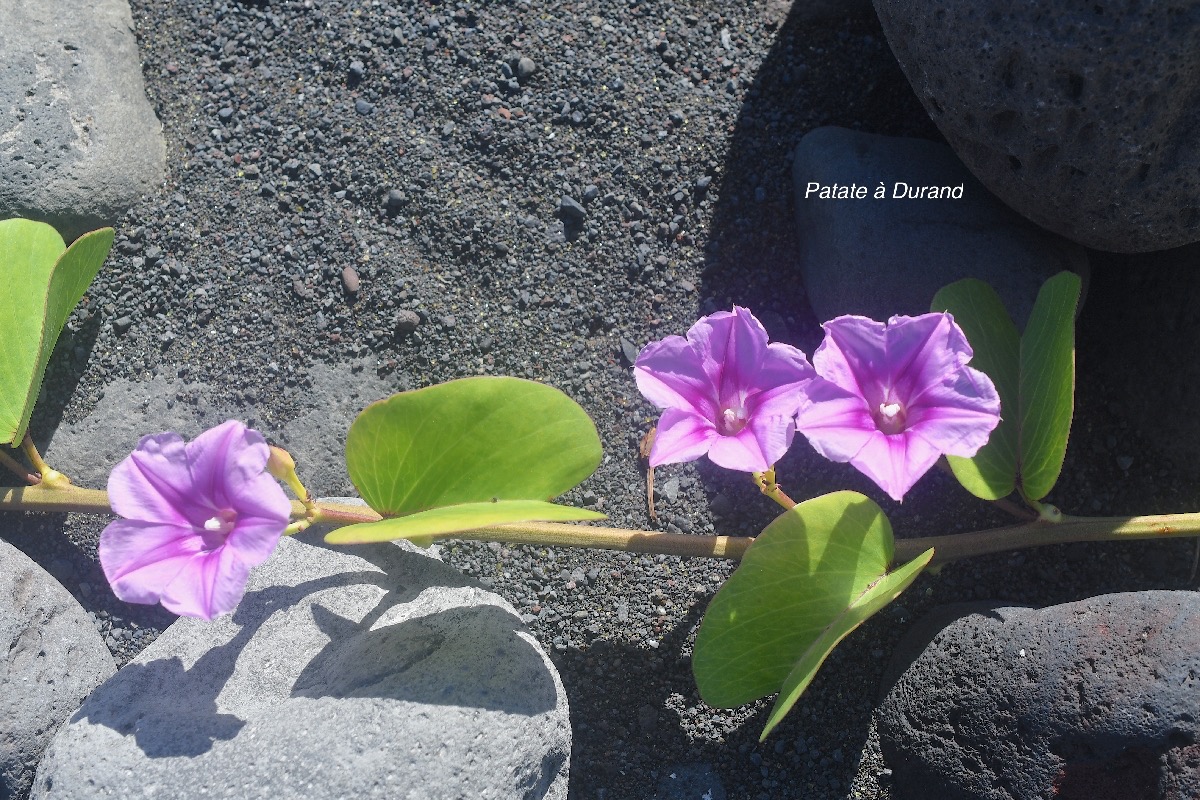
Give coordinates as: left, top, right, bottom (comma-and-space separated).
933, 280, 1020, 499
1018, 272, 1080, 501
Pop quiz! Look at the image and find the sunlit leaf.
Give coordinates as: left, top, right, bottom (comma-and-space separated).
336, 376, 603, 542
0, 220, 113, 445
325, 499, 604, 544
692, 491, 932, 739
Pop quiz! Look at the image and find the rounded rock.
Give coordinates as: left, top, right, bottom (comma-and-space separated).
394, 309, 421, 336
875, 1, 1200, 252
516, 57, 537, 81
878, 592, 1200, 799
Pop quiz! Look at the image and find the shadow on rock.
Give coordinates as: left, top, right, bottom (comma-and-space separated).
70, 569, 391, 757
293, 602, 558, 715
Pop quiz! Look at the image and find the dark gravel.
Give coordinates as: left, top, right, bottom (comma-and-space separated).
6, 1, 1199, 799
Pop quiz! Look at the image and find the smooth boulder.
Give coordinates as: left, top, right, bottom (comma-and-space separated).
878, 593, 1200, 800
874, 0, 1200, 252
0, 0, 165, 241
32, 535, 571, 799
793, 126, 1085, 327
0, 537, 115, 800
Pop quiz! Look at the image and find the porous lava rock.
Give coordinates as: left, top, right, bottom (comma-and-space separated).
873, 1, 1200, 253
0, 0, 165, 241
793, 126, 1085, 327
877, 592, 1200, 800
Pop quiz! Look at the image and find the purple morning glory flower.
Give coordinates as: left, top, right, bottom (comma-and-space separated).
795, 313, 1000, 502
99, 420, 291, 620
633, 306, 815, 473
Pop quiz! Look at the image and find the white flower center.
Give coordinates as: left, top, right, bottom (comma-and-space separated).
202, 508, 238, 538
719, 405, 748, 435
875, 400, 907, 435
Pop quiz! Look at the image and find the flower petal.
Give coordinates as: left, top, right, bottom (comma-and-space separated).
689, 307, 769, 405
185, 420, 287, 520
795, 377, 877, 463
160, 546, 251, 620
812, 316, 889, 407
99, 519, 206, 606
108, 433, 199, 526
707, 429, 774, 473
751, 342, 815, 397
883, 313, 973, 406
906, 366, 1001, 457
226, 514, 288, 567
738, 411, 796, 471
648, 407, 719, 467
634, 335, 718, 420
847, 430, 944, 502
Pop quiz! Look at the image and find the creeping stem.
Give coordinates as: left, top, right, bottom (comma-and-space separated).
20, 435, 72, 489
752, 468, 797, 510
5, 487, 1200, 567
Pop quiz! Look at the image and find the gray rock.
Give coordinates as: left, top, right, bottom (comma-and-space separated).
793, 127, 1086, 328
0, 537, 115, 800
33, 535, 571, 799
0, 0, 165, 242
559, 195, 586, 223
516, 56, 538, 81
394, 308, 421, 336
878, 592, 1200, 800
42, 361, 410, 500
874, 1, 1200, 253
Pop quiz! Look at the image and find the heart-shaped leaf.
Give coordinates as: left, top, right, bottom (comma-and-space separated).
692, 491, 932, 740
0, 219, 114, 445
333, 376, 603, 543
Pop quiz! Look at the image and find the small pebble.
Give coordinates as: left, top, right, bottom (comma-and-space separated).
560, 195, 586, 222
394, 309, 421, 335
341, 266, 360, 294
516, 56, 537, 80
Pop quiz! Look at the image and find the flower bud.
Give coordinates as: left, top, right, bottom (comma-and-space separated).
266, 445, 296, 482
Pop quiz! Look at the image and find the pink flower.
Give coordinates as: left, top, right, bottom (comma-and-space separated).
795, 313, 1000, 502
633, 306, 815, 473
99, 420, 291, 620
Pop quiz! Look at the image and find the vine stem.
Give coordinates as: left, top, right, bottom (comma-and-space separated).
4, 485, 1200, 568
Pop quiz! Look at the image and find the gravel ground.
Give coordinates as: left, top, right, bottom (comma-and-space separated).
6, 1, 1200, 798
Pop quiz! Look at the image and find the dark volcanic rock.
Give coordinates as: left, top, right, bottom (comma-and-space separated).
878, 592, 1200, 800
793, 127, 1085, 326
874, 1, 1200, 253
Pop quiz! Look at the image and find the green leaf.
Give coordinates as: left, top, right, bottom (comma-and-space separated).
336, 376, 603, 542
692, 491, 933, 740
1019, 272, 1080, 501
932, 279, 1020, 499
0, 220, 114, 445
325, 500, 605, 545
